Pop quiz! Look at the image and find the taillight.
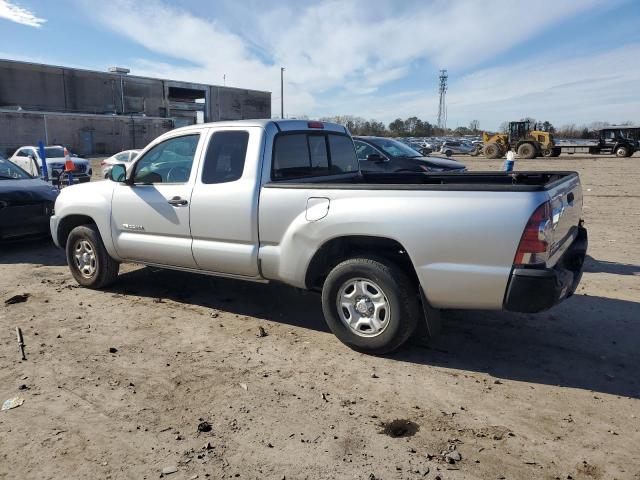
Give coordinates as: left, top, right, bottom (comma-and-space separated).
513, 201, 552, 266
307, 121, 324, 129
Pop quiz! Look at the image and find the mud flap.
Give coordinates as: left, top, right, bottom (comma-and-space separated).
409, 289, 442, 346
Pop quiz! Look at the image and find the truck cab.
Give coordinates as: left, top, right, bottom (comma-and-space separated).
598, 128, 637, 157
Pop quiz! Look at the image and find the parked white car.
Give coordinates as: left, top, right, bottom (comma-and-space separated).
101, 150, 139, 179
9, 145, 92, 184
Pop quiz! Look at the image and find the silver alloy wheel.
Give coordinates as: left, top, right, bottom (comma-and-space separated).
336, 278, 391, 337
74, 239, 97, 278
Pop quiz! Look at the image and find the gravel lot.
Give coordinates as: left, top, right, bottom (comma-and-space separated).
1, 155, 639, 480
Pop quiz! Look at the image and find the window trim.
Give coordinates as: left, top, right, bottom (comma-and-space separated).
130, 133, 201, 185
271, 130, 357, 181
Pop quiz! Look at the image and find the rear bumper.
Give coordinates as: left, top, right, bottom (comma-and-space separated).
503, 225, 588, 313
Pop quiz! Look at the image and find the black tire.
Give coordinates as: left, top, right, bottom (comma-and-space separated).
321, 256, 421, 354
615, 145, 629, 158
484, 143, 501, 159
626, 149, 634, 158
517, 143, 536, 159
552, 148, 561, 157
66, 224, 120, 288
444, 149, 453, 157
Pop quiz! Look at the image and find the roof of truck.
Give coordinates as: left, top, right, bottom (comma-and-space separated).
172, 118, 348, 134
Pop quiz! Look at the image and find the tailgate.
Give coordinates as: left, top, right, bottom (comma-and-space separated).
546, 174, 583, 266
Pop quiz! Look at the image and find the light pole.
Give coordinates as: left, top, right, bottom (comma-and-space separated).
280, 67, 285, 119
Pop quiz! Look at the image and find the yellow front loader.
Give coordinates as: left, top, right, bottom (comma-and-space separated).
482, 121, 556, 159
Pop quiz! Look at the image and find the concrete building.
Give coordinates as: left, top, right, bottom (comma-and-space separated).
0, 59, 271, 156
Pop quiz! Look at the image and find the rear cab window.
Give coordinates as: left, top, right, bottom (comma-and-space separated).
272, 132, 358, 180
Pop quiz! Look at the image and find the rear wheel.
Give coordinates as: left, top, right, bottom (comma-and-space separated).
484, 143, 502, 159
615, 145, 630, 157
321, 257, 420, 354
517, 143, 536, 159
444, 149, 453, 157
66, 224, 120, 288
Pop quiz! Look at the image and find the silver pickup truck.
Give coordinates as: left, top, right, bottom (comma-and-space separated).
50, 120, 587, 353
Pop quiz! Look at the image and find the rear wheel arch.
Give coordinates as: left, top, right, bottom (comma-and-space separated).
304, 235, 419, 291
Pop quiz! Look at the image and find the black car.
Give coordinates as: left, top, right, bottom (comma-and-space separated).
353, 136, 466, 173
0, 156, 59, 241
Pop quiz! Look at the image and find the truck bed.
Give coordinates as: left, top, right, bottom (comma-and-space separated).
265, 171, 579, 192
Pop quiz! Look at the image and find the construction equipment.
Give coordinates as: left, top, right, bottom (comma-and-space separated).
482, 121, 554, 159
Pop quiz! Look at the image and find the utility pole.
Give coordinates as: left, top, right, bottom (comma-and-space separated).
437, 69, 448, 129
280, 67, 285, 119
223, 74, 226, 86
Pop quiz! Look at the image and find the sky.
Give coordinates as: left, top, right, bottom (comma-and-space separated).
1, 0, 639, 130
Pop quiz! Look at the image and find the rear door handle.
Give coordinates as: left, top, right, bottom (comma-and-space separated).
168, 196, 188, 206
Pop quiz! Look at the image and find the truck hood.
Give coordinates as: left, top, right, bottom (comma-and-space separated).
416, 156, 466, 170
0, 178, 59, 206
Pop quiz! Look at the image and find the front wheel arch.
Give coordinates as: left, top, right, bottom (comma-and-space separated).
57, 214, 97, 248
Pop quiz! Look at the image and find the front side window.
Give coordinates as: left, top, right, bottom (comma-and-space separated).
201, 130, 249, 184
354, 141, 376, 160
133, 134, 199, 184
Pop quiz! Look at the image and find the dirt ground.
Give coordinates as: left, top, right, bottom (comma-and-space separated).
1, 155, 639, 480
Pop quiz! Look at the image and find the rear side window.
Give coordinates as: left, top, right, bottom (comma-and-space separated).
273, 133, 358, 180
202, 130, 249, 184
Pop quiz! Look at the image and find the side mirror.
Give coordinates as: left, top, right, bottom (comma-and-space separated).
109, 163, 127, 182
366, 153, 386, 163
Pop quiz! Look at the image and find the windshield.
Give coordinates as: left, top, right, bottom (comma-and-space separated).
44, 147, 66, 157
0, 158, 31, 180
369, 138, 422, 158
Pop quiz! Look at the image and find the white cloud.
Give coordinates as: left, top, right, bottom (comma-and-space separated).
87, 0, 632, 126
0, 0, 45, 27
346, 45, 640, 130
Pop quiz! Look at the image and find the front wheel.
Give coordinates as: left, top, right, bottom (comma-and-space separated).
517, 143, 536, 159
484, 143, 502, 159
615, 146, 629, 158
66, 224, 120, 288
321, 257, 420, 354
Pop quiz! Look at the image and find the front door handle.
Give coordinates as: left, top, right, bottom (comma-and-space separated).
168, 196, 188, 206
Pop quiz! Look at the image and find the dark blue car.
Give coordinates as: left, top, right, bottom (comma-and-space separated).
0, 156, 59, 241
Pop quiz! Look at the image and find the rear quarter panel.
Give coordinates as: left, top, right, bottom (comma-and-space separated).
258, 186, 549, 309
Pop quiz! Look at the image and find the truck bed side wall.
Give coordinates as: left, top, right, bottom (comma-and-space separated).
258, 187, 548, 309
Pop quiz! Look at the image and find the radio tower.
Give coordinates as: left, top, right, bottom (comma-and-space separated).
437, 69, 448, 129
